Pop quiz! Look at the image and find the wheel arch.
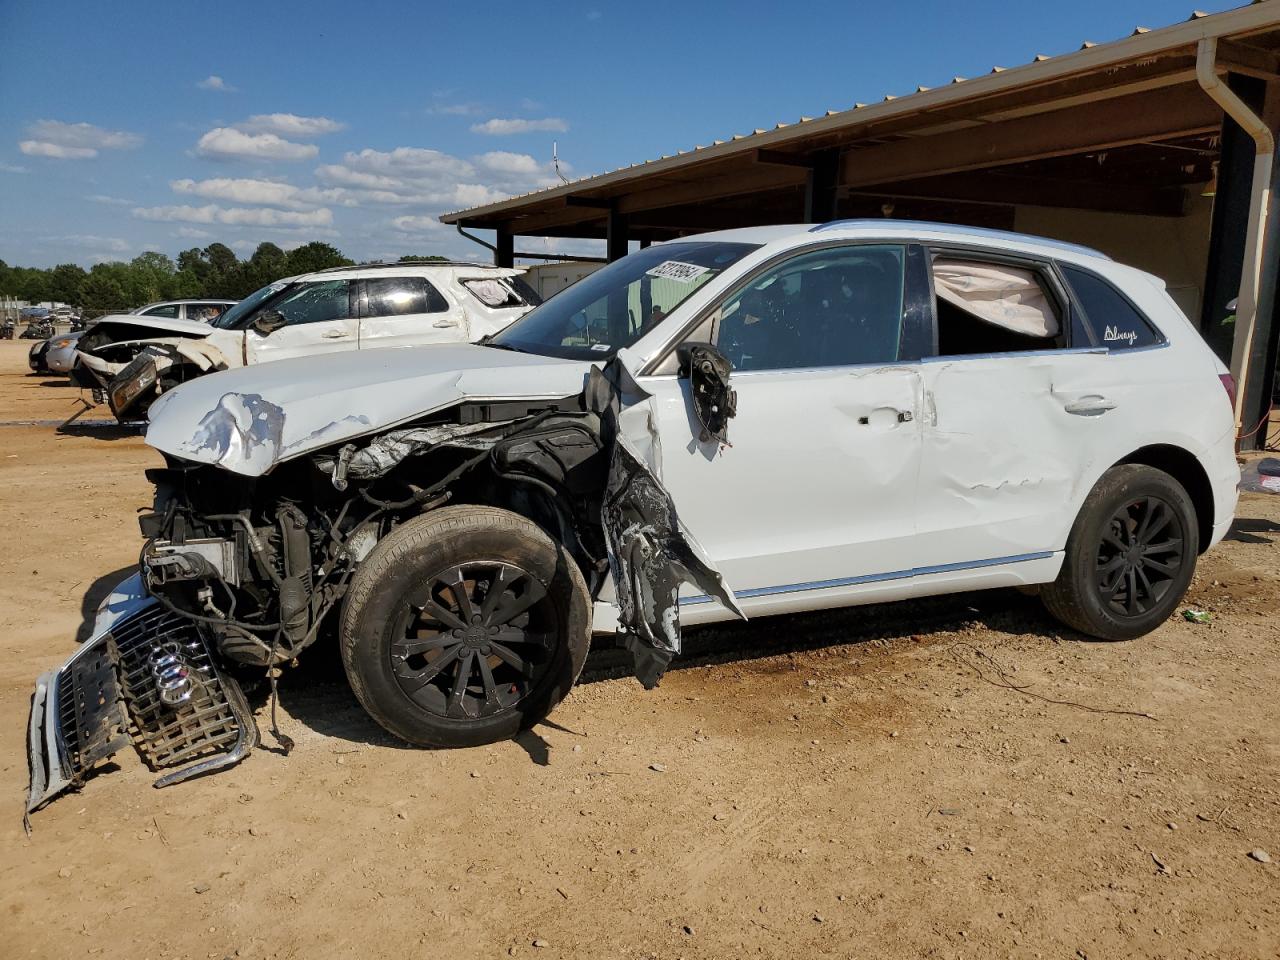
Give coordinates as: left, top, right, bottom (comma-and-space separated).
1114, 444, 1214, 554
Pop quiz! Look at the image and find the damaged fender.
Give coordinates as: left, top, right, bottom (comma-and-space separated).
589, 353, 744, 687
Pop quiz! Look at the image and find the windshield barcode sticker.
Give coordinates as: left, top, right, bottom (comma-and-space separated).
646, 260, 710, 283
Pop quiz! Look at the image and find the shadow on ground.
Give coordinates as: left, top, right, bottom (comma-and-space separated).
276, 587, 1064, 762
1226, 515, 1280, 545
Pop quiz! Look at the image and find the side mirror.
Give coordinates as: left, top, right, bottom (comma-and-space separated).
251, 311, 286, 335
676, 341, 736, 445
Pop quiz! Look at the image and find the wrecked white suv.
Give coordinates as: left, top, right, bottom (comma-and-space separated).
28, 221, 1240, 815
74, 261, 541, 421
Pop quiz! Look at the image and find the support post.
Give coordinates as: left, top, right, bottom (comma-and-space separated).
495, 228, 514, 268
606, 208, 628, 262
1196, 38, 1275, 440
803, 149, 840, 223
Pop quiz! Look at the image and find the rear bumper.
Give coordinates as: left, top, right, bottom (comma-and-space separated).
26, 588, 258, 819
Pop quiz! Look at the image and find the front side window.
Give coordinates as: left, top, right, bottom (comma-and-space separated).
269, 279, 351, 327
364, 277, 447, 317
1060, 265, 1163, 349
213, 281, 288, 329
931, 256, 1064, 356
715, 244, 906, 372
487, 241, 758, 361
142, 304, 180, 318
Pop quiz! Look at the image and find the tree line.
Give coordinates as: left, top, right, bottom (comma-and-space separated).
0, 242, 451, 312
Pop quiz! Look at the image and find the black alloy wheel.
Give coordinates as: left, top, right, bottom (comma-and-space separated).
1094, 495, 1186, 618
390, 562, 558, 721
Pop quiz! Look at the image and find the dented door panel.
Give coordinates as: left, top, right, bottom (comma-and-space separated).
915, 349, 1150, 566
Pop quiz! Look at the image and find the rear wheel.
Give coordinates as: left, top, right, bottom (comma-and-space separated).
1042, 464, 1198, 640
340, 505, 591, 747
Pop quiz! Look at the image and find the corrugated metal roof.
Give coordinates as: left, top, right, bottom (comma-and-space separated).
441, 2, 1278, 225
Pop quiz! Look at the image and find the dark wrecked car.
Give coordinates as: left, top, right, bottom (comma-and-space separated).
28, 221, 1240, 815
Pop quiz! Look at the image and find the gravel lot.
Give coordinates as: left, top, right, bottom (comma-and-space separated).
1, 339, 1277, 960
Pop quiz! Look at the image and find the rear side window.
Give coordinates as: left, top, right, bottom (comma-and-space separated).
1060, 265, 1163, 349
365, 277, 448, 317
930, 257, 1064, 356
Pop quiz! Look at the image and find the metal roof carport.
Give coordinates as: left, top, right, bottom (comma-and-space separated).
442, 3, 1280, 449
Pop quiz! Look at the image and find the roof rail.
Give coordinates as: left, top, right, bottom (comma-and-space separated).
312, 259, 502, 273
807, 219, 1110, 259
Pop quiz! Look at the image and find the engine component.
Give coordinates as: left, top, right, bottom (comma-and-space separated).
144, 538, 239, 586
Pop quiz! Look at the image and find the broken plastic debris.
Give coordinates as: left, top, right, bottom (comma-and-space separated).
1181, 609, 1213, 624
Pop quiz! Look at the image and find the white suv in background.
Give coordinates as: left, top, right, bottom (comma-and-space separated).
74, 261, 542, 420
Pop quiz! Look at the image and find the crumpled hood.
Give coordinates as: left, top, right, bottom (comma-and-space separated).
88, 314, 214, 339
145, 343, 591, 476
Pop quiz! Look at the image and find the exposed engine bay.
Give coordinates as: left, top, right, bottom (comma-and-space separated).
27, 356, 742, 817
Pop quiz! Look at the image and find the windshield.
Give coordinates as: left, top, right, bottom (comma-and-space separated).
211, 281, 290, 329
486, 241, 759, 360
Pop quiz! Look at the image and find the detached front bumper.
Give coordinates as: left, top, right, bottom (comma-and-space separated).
27, 592, 258, 819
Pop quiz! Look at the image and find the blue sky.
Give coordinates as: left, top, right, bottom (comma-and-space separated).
0, 0, 1243, 268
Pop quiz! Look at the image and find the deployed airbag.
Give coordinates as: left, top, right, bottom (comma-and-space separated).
933, 259, 1059, 338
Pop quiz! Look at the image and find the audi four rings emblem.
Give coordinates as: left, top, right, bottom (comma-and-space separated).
149, 648, 193, 706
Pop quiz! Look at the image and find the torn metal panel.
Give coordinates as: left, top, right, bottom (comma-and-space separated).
589, 357, 744, 687
601, 435, 744, 687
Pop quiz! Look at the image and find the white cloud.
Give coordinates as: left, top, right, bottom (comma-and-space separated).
52, 234, 132, 253
174, 226, 214, 240
239, 113, 345, 137
389, 215, 448, 233
195, 127, 318, 162
0, 162, 28, 174
471, 117, 568, 136
87, 194, 132, 206
20, 141, 95, 159
313, 146, 564, 210
170, 176, 355, 210
18, 120, 142, 159
197, 75, 235, 91
132, 204, 334, 228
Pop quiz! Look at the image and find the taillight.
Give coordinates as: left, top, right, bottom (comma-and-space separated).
1219, 373, 1237, 411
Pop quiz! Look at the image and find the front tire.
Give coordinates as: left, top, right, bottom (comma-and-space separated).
340, 505, 591, 747
1042, 464, 1198, 640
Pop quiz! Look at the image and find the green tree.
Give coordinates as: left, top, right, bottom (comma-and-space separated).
47, 263, 88, 305
285, 242, 352, 275
398, 254, 449, 262
80, 267, 128, 311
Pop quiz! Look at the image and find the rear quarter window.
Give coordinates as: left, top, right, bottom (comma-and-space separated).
1060, 265, 1164, 349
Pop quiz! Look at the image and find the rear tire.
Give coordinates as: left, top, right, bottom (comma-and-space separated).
1042, 464, 1198, 640
340, 505, 590, 747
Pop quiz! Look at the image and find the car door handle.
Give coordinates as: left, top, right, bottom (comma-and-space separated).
322, 330, 350, 339
1063, 395, 1116, 416
856, 408, 913, 426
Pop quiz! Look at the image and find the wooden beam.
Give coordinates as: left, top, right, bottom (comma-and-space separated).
846, 171, 1188, 217
754, 148, 815, 168
840, 84, 1222, 188
1216, 39, 1280, 80
565, 196, 614, 208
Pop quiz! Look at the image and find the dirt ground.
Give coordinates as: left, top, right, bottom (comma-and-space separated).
1, 338, 1278, 960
